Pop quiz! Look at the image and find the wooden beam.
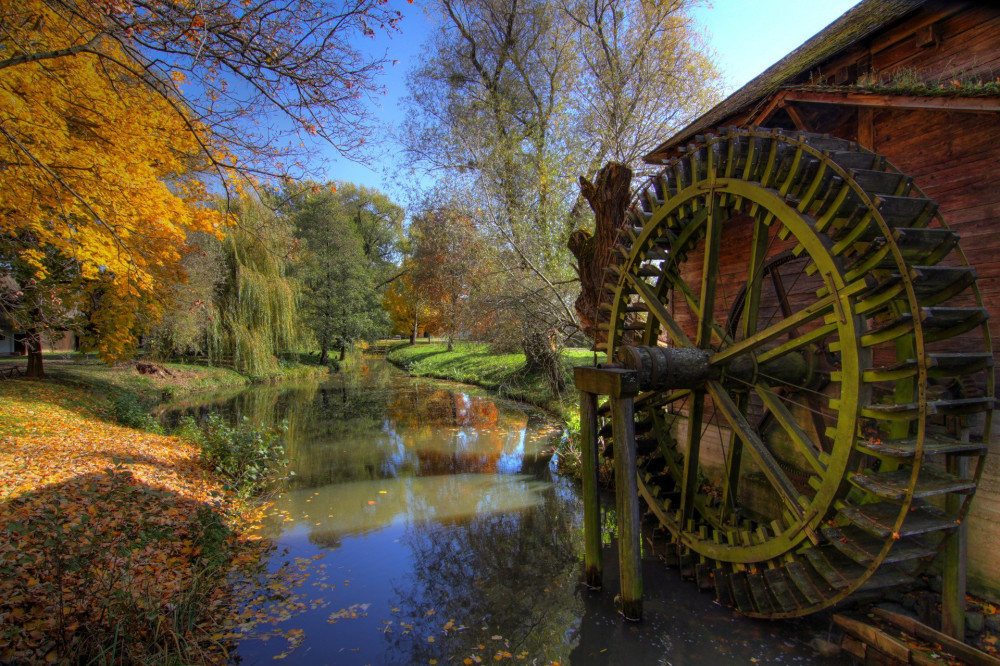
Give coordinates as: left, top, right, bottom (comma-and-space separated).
784, 103, 811, 131
749, 91, 790, 126
781, 88, 1000, 114
857, 106, 875, 150
874, 607, 1000, 666
580, 389, 602, 589
943, 452, 970, 640
612, 393, 642, 621
574, 366, 639, 397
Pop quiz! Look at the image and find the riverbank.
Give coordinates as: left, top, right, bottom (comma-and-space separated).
386, 341, 592, 418
0, 359, 326, 663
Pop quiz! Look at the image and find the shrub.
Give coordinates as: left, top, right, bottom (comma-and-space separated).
110, 393, 163, 434
197, 415, 288, 496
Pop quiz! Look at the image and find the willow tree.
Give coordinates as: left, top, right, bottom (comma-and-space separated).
210, 197, 299, 376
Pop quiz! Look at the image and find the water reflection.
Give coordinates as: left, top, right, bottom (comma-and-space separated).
268, 474, 551, 541
383, 477, 584, 665
163, 364, 557, 491
165, 361, 843, 665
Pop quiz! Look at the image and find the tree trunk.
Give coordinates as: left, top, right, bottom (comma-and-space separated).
569, 162, 633, 345
319, 346, 328, 365
339, 343, 347, 361
25, 330, 44, 378
411, 306, 418, 345
522, 329, 564, 393
447, 334, 454, 352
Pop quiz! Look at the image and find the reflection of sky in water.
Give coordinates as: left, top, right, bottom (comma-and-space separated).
265, 473, 551, 539
495, 428, 526, 475
195, 364, 843, 666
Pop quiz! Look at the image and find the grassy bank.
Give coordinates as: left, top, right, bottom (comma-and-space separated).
386, 341, 593, 418
0, 358, 323, 663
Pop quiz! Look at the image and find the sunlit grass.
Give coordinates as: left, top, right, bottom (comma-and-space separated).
386, 341, 595, 419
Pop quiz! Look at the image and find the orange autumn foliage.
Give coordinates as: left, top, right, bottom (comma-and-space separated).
0, 1, 230, 361
0, 380, 263, 663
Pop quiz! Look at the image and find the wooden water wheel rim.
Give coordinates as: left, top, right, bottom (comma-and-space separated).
601, 127, 993, 618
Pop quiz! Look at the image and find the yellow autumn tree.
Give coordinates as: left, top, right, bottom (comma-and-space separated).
0, 1, 227, 373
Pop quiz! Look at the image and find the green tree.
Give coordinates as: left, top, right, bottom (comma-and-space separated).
148, 232, 225, 360
401, 0, 583, 376
290, 183, 404, 363
400, 0, 721, 382
0, 240, 80, 377
562, 0, 722, 170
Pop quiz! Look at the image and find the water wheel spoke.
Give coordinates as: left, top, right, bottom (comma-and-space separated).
697, 203, 724, 348
626, 272, 692, 347
706, 380, 807, 521
754, 383, 826, 476
741, 211, 770, 340
712, 296, 836, 366
672, 274, 731, 347
680, 389, 706, 525
720, 392, 747, 521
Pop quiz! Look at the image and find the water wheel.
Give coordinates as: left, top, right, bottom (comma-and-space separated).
598, 127, 994, 618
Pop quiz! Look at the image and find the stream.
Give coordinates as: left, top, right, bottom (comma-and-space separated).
163, 359, 843, 665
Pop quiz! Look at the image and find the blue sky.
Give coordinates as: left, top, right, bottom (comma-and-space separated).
324, 0, 860, 194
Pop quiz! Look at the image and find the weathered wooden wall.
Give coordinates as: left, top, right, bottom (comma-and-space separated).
837, 3, 1000, 601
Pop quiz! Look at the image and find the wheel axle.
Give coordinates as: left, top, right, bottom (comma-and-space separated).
618, 344, 811, 391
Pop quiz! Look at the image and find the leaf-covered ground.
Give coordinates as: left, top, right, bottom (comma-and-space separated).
0, 379, 265, 664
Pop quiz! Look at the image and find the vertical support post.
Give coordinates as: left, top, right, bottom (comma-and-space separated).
613, 393, 642, 621
942, 451, 969, 640
857, 106, 875, 150
580, 389, 602, 589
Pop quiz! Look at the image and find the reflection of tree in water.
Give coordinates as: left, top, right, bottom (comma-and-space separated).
387, 383, 500, 430
307, 530, 342, 551
383, 480, 584, 665
163, 360, 557, 490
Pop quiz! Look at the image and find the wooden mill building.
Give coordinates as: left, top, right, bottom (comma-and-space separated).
643, 0, 1000, 600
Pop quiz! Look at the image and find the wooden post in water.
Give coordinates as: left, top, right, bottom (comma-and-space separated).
579, 389, 602, 588
612, 389, 642, 621
574, 366, 642, 621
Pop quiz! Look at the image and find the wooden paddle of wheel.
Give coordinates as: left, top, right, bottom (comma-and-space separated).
595, 127, 994, 619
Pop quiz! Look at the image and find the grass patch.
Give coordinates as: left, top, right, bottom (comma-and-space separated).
387, 342, 587, 415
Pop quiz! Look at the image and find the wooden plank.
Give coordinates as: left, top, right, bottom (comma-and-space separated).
874, 607, 1000, 666
839, 501, 956, 538
833, 614, 911, 662
781, 89, 1000, 114
851, 466, 976, 501
858, 106, 875, 150
713, 567, 733, 607
841, 633, 867, 659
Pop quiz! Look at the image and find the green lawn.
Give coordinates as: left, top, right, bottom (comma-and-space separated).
386, 341, 594, 419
